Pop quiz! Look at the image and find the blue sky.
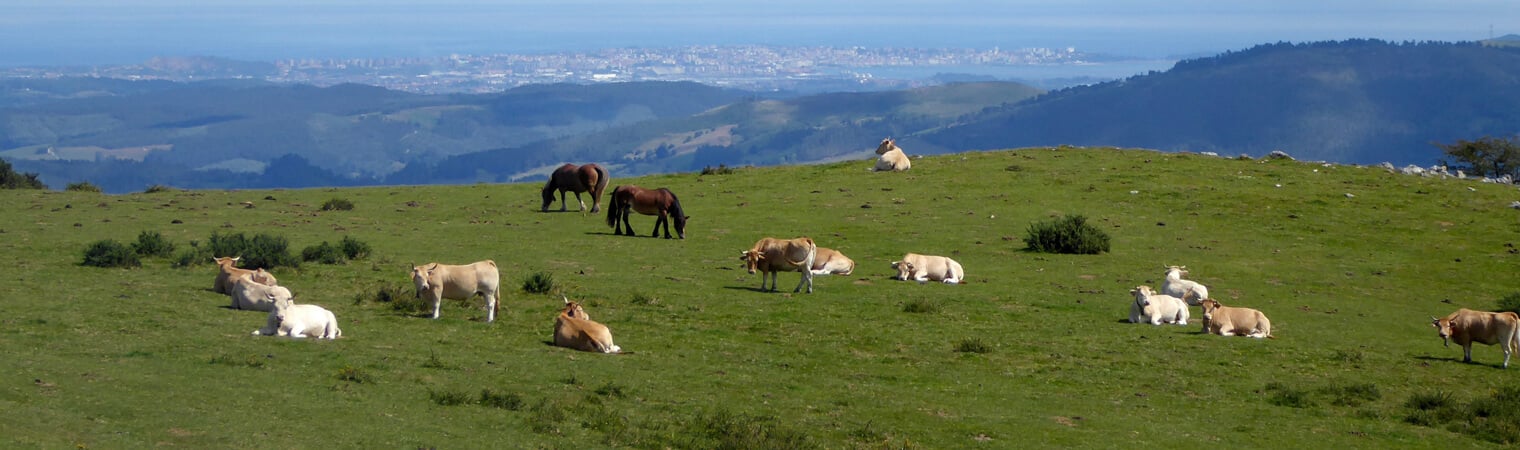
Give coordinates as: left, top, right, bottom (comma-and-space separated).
4, 1, 1516, 65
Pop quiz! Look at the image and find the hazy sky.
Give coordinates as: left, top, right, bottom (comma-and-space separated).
4, 1, 1515, 66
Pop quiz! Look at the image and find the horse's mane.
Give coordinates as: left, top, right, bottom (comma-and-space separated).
664, 188, 687, 230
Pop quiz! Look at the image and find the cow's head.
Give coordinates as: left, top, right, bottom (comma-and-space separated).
739, 250, 763, 274
876, 137, 897, 155
251, 268, 277, 286
1130, 286, 1153, 306
411, 263, 439, 296
1162, 265, 1187, 277
1432, 316, 1455, 347
890, 260, 914, 280
561, 296, 589, 320
213, 256, 241, 268
266, 287, 294, 311
1199, 298, 1222, 320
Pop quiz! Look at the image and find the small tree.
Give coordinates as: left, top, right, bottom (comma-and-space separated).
0, 158, 46, 190
1023, 214, 1111, 255
1437, 136, 1520, 179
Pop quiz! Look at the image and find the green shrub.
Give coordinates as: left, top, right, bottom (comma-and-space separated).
81, 239, 141, 268
1264, 382, 1316, 408
687, 409, 814, 450
955, 339, 990, 354
131, 230, 176, 257
65, 181, 102, 193
523, 271, 555, 294
142, 184, 174, 194
1497, 292, 1520, 315
480, 389, 524, 410
301, 241, 346, 265
206, 232, 298, 269
430, 389, 472, 406
321, 198, 355, 211
172, 242, 212, 268
336, 366, 373, 384
339, 236, 371, 260
354, 283, 426, 314
701, 164, 735, 175
902, 299, 941, 314
1023, 214, 1111, 254
0, 158, 46, 190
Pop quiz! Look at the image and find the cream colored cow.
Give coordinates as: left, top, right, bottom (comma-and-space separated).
1129, 285, 1189, 326
1433, 308, 1520, 368
1199, 299, 1273, 338
553, 298, 621, 353
740, 237, 818, 293
251, 294, 341, 339
890, 253, 964, 284
411, 260, 501, 322
230, 271, 289, 312
810, 247, 855, 276
873, 138, 911, 172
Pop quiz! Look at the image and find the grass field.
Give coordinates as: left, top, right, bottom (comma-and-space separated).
2, 147, 1518, 448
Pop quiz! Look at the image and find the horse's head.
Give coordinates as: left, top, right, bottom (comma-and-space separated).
673, 214, 689, 239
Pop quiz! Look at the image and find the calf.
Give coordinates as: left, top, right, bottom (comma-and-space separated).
890, 253, 965, 284
411, 260, 502, 322
1433, 308, 1520, 368
1199, 299, 1273, 338
739, 237, 817, 293
251, 294, 341, 339
1129, 285, 1189, 326
553, 298, 621, 353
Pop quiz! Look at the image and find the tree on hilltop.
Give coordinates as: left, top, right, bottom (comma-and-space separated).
1437, 135, 1520, 179
0, 158, 46, 190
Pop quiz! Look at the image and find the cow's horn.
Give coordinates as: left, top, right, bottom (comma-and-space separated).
562, 295, 570, 305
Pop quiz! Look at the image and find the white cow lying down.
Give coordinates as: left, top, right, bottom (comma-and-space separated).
230, 270, 289, 311
891, 253, 964, 284
1129, 285, 1189, 326
252, 294, 341, 339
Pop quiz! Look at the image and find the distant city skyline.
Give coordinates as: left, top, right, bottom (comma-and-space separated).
4, 0, 1515, 66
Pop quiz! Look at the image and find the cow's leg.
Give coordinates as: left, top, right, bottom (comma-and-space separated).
485, 292, 498, 323
794, 270, 813, 293
764, 271, 777, 291
1463, 344, 1474, 363
431, 295, 442, 319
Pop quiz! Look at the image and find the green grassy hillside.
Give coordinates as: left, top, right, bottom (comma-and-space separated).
2, 147, 1518, 448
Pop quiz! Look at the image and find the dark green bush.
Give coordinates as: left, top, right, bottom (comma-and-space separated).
1023, 214, 1111, 254
82, 240, 141, 268
131, 230, 176, 257
301, 241, 346, 265
700, 164, 735, 175
172, 241, 212, 268
206, 232, 298, 269
0, 158, 45, 190
480, 389, 524, 410
321, 198, 355, 211
955, 338, 990, 354
429, 389, 473, 406
1497, 292, 1520, 315
339, 236, 371, 260
65, 181, 102, 193
142, 184, 174, 194
523, 271, 555, 294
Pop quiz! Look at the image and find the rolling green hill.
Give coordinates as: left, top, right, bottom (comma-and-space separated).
2, 147, 1517, 448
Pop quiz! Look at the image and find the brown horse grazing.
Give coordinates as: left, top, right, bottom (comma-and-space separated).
541, 163, 610, 213
605, 185, 689, 239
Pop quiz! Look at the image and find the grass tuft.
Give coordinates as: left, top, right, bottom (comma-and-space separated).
479, 389, 524, 410
902, 299, 941, 314
522, 271, 555, 294
955, 339, 991, 354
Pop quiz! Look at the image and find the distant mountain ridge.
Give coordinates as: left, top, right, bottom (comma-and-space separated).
4, 39, 1518, 192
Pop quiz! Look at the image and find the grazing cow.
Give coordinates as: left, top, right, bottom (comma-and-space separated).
810, 247, 855, 276
890, 253, 965, 284
1161, 265, 1209, 306
1199, 299, 1274, 338
553, 298, 621, 353
739, 237, 818, 293
1129, 285, 1189, 325
252, 294, 341, 339
411, 260, 501, 322
1432, 308, 1520, 368
873, 137, 911, 172
230, 271, 291, 312
212, 256, 277, 294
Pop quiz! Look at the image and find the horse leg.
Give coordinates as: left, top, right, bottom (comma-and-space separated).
573, 192, 586, 212
620, 209, 635, 236
559, 190, 569, 212
652, 212, 666, 238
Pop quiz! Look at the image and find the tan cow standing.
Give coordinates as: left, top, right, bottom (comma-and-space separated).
891, 253, 964, 284
553, 298, 621, 353
873, 138, 911, 172
1432, 308, 1520, 368
411, 260, 501, 322
810, 247, 855, 276
1199, 299, 1273, 338
740, 237, 818, 293
212, 256, 277, 294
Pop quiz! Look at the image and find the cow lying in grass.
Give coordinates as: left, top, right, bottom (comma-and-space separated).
230, 270, 289, 311
873, 137, 911, 172
411, 260, 501, 322
1432, 308, 1520, 368
1199, 299, 1273, 338
890, 253, 964, 284
251, 294, 341, 339
212, 256, 276, 294
1161, 265, 1208, 306
553, 298, 621, 353
810, 247, 855, 276
1129, 285, 1189, 325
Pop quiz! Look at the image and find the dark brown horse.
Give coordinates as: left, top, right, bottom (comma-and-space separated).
541, 163, 610, 213
605, 185, 688, 239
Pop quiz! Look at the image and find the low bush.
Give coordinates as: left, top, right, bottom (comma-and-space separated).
301, 241, 346, 265
701, 164, 735, 175
1023, 214, 1111, 254
955, 338, 990, 354
1497, 291, 1520, 315
206, 231, 298, 269
81, 239, 141, 268
142, 184, 174, 194
523, 271, 555, 294
65, 181, 102, 193
902, 299, 941, 314
321, 198, 355, 211
1403, 388, 1520, 444
429, 389, 472, 406
339, 236, 371, 260
480, 389, 524, 410
172, 241, 212, 268
131, 230, 176, 257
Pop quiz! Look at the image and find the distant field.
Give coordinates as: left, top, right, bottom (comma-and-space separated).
1, 147, 1517, 448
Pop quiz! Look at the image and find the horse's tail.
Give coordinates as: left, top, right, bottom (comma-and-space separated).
605, 186, 622, 228
592, 164, 610, 197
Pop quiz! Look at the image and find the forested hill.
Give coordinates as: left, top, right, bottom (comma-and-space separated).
920, 40, 1520, 165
